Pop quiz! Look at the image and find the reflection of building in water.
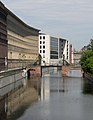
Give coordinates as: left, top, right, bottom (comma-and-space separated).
41, 76, 50, 101
68, 70, 82, 77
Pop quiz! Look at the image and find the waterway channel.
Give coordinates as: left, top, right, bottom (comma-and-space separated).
16, 68, 93, 120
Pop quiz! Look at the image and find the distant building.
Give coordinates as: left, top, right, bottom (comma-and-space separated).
39, 33, 72, 65
81, 46, 88, 51
59, 38, 72, 65
73, 51, 81, 65
70, 44, 73, 64
0, 2, 8, 70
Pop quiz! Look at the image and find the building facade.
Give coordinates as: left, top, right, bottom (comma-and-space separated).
0, 2, 8, 70
59, 38, 71, 64
73, 51, 81, 65
39, 34, 59, 65
6, 8, 40, 68
39, 34, 72, 65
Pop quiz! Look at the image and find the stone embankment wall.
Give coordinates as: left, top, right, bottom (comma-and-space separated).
7, 66, 41, 119
62, 66, 81, 77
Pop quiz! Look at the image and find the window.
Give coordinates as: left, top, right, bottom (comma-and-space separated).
67, 56, 68, 59
40, 45, 42, 49
43, 36, 45, 39
43, 50, 45, 53
40, 41, 42, 44
43, 41, 45, 44
40, 50, 42, 53
40, 36, 42, 39
43, 46, 45, 49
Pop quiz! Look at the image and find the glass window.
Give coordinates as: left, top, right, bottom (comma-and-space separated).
40, 36, 42, 39
43, 46, 45, 49
43, 41, 45, 44
40, 50, 42, 53
43, 36, 45, 39
67, 56, 68, 59
40, 45, 42, 49
40, 41, 42, 44
43, 50, 45, 53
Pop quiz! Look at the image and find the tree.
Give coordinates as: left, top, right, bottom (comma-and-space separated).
80, 50, 93, 73
90, 39, 93, 52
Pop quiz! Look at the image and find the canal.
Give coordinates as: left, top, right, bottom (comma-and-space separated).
15, 69, 93, 120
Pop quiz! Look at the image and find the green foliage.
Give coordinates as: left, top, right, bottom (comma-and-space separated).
80, 50, 93, 74
90, 39, 93, 51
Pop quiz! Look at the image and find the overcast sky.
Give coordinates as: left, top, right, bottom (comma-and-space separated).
1, 0, 93, 50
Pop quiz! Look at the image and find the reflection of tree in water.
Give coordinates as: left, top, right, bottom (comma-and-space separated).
83, 79, 93, 95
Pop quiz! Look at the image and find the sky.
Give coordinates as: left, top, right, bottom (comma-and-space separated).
1, 0, 93, 50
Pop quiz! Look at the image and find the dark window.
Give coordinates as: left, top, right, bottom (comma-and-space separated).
50, 55, 58, 59
43, 50, 45, 53
40, 45, 42, 49
40, 50, 42, 53
43, 46, 45, 49
40, 36, 42, 39
40, 41, 42, 44
43, 36, 45, 39
43, 41, 45, 44
67, 56, 68, 59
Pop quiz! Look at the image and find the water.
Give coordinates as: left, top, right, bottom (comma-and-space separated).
17, 69, 93, 120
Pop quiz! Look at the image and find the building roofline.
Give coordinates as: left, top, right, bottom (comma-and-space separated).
3, 4, 40, 32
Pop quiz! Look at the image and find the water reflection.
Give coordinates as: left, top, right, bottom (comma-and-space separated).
83, 79, 93, 95
68, 70, 82, 77
40, 70, 69, 101
16, 69, 93, 120
41, 75, 50, 101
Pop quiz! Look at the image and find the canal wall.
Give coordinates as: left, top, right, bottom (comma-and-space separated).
62, 66, 81, 77
0, 66, 41, 120
83, 73, 93, 83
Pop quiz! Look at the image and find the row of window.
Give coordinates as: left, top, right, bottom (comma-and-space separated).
40, 36, 45, 40
40, 41, 45, 44
40, 45, 45, 49
40, 50, 45, 53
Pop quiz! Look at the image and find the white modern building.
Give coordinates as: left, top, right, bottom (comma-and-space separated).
39, 33, 72, 65
59, 38, 71, 64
